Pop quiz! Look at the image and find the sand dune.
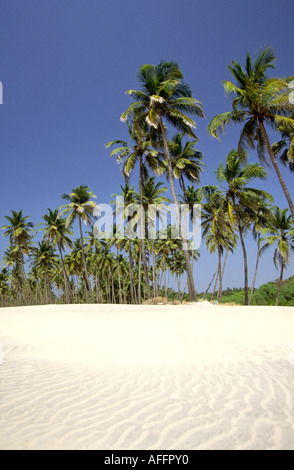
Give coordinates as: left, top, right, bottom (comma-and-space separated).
0, 302, 294, 450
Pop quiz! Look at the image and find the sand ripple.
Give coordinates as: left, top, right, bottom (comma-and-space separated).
1, 354, 294, 449
1, 304, 294, 450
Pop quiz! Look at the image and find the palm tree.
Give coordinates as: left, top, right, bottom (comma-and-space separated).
156, 224, 183, 299
121, 60, 205, 301
165, 133, 205, 202
30, 241, 59, 304
0, 268, 10, 306
262, 207, 294, 306
66, 239, 84, 302
106, 118, 161, 299
1, 246, 22, 304
142, 177, 170, 297
201, 188, 235, 303
85, 227, 107, 303
271, 117, 294, 173
182, 185, 203, 285
39, 208, 73, 303
2, 210, 34, 301
170, 251, 187, 300
59, 185, 97, 302
248, 201, 272, 305
98, 247, 116, 303
216, 150, 273, 305
111, 184, 139, 303
208, 47, 294, 221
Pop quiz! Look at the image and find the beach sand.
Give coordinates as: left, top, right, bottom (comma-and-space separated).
0, 302, 294, 450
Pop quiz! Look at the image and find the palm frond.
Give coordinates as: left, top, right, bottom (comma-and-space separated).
208, 112, 234, 140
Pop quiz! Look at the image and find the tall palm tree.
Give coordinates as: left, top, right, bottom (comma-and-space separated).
66, 238, 84, 302
2, 210, 34, 300
165, 133, 205, 202
121, 60, 205, 301
271, 117, 294, 173
182, 185, 203, 285
106, 118, 160, 299
208, 47, 294, 221
216, 149, 273, 305
201, 188, 235, 303
156, 224, 183, 299
248, 201, 272, 305
111, 184, 139, 303
39, 208, 73, 303
59, 185, 97, 302
1, 246, 22, 304
262, 207, 294, 305
142, 177, 170, 297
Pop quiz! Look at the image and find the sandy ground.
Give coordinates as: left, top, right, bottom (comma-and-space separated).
0, 302, 294, 450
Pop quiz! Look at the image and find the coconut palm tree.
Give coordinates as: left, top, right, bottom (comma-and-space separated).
141, 177, 170, 297
208, 47, 294, 221
121, 60, 204, 301
111, 184, 139, 303
181, 185, 203, 284
216, 149, 273, 304
156, 224, 183, 299
106, 118, 161, 299
248, 201, 272, 305
1, 246, 22, 304
39, 208, 73, 303
262, 207, 294, 305
271, 117, 294, 173
86, 227, 109, 303
59, 185, 97, 302
65, 238, 84, 302
165, 133, 205, 202
0, 268, 10, 306
201, 188, 235, 303
2, 210, 35, 301
30, 241, 59, 304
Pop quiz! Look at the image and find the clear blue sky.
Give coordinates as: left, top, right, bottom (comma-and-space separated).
0, 0, 293, 293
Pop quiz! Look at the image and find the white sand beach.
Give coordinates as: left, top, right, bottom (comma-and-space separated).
0, 302, 294, 450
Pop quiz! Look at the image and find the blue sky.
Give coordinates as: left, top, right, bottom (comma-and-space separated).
0, 0, 293, 293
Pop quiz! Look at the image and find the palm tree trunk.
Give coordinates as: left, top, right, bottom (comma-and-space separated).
138, 250, 141, 303
275, 263, 284, 306
128, 242, 135, 304
111, 269, 115, 304
18, 246, 33, 303
238, 222, 249, 305
139, 154, 151, 299
56, 239, 72, 304
202, 265, 218, 300
211, 265, 219, 301
249, 234, 261, 305
164, 268, 167, 298
159, 119, 197, 302
78, 217, 94, 303
151, 241, 156, 298
232, 197, 249, 306
180, 280, 188, 302
217, 244, 222, 303
259, 121, 294, 222
117, 249, 123, 304
220, 247, 229, 285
